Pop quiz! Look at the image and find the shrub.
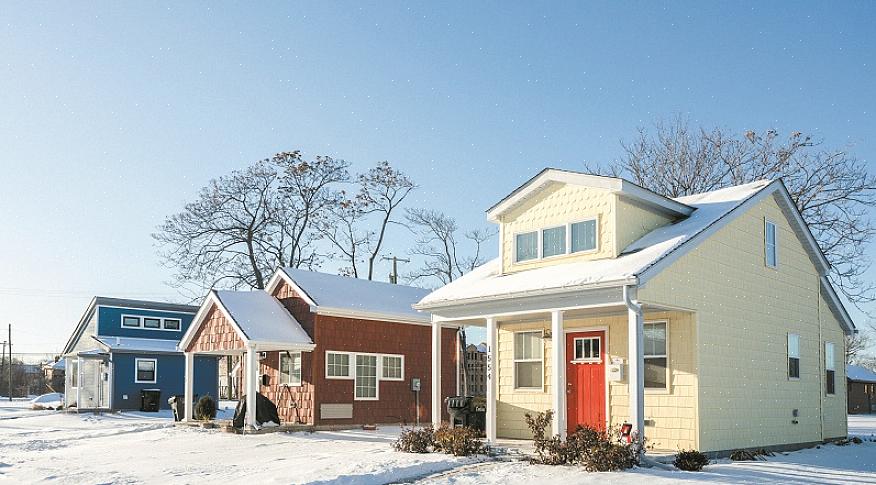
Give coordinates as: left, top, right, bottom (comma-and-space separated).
393, 427, 434, 453
524, 411, 638, 471
729, 448, 774, 461
433, 425, 489, 456
194, 395, 217, 421
674, 449, 710, 471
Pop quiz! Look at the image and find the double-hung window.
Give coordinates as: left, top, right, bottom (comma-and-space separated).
355, 355, 378, 400
279, 351, 302, 386
513, 331, 543, 389
765, 220, 778, 268
788, 333, 801, 379
644, 322, 668, 390
825, 342, 835, 395
135, 358, 157, 383
515, 231, 538, 262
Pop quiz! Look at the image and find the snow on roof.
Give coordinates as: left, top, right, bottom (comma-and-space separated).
847, 364, 876, 383
94, 336, 181, 354
417, 180, 772, 308
278, 268, 431, 323
214, 290, 314, 347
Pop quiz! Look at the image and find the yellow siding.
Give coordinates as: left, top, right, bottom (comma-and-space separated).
615, 197, 675, 254
500, 183, 616, 274
640, 193, 847, 452
821, 292, 848, 439
495, 311, 698, 451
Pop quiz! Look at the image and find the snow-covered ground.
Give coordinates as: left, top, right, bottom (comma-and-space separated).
0, 402, 874, 484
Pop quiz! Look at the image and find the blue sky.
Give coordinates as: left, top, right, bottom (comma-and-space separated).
1, 2, 874, 353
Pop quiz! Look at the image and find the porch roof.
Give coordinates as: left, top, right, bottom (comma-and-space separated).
417, 180, 773, 310
93, 336, 181, 354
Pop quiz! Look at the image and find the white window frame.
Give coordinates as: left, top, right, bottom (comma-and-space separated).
788, 333, 801, 380
120, 314, 183, 332
825, 341, 836, 396
512, 216, 600, 265
325, 351, 353, 380
380, 354, 405, 381
134, 358, 157, 384
513, 230, 539, 263
644, 320, 670, 393
279, 351, 303, 387
121, 315, 141, 328
142, 317, 161, 329
765, 219, 778, 268
354, 353, 380, 401
571, 336, 602, 363
512, 330, 544, 391
163, 318, 181, 331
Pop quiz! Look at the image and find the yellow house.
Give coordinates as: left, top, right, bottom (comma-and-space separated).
416, 168, 854, 455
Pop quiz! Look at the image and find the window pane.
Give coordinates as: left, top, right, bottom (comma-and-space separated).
644, 357, 667, 389
515, 361, 542, 388
164, 319, 180, 330
382, 356, 402, 379
571, 220, 597, 253
825, 342, 835, 371
143, 318, 161, 329
644, 323, 667, 356
826, 370, 835, 395
137, 360, 155, 382
592, 338, 600, 358
789, 357, 800, 379
766, 221, 777, 267
355, 355, 377, 398
515, 232, 538, 262
788, 334, 800, 358
575, 339, 583, 360
122, 316, 140, 327
542, 226, 566, 257
515, 332, 542, 360
327, 352, 350, 377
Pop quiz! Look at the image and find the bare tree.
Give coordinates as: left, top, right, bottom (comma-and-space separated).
356, 161, 416, 280
153, 161, 282, 291
319, 199, 373, 278
847, 331, 872, 364
404, 208, 496, 286
591, 117, 876, 313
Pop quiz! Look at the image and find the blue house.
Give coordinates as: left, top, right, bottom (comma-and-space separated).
61, 297, 218, 411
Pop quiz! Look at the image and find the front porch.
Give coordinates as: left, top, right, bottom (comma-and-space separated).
428, 286, 699, 452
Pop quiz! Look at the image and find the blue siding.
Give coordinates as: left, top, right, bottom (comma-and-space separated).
97, 306, 195, 339
112, 353, 218, 410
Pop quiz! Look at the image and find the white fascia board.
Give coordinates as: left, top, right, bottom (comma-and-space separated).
250, 341, 317, 352
315, 306, 431, 326
820, 276, 856, 335
619, 180, 695, 217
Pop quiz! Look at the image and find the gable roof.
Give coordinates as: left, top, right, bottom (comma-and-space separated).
267, 268, 432, 324
62, 296, 199, 355
486, 168, 695, 221
179, 290, 315, 352
847, 364, 876, 384
417, 179, 853, 334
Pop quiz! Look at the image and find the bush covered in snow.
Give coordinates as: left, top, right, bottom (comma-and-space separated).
729, 448, 774, 461
673, 449, 710, 471
393, 425, 488, 456
524, 410, 639, 471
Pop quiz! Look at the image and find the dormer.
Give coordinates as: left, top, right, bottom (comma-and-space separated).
487, 169, 695, 275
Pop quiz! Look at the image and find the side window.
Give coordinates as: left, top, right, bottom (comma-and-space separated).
765, 220, 778, 268
280, 351, 302, 386
825, 342, 835, 395
515, 232, 538, 262
135, 359, 157, 383
381, 355, 404, 381
644, 322, 668, 389
788, 333, 800, 379
513, 331, 544, 389
326, 352, 352, 378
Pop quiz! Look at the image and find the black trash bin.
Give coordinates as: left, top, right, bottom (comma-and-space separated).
140, 389, 161, 412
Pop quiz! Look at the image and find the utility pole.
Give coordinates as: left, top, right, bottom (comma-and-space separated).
381, 255, 410, 284
0, 341, 5, 400
7, 324, 11, 401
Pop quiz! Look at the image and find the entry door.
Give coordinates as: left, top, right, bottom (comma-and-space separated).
566, 330, 606, 434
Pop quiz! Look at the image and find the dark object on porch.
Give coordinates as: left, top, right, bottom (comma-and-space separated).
232, 392, 281, 428
445, 396, 485, 432
195, 395, 217, 420
140, 389, 161, 412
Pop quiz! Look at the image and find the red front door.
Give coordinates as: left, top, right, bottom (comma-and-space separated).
566, 330, 606, 435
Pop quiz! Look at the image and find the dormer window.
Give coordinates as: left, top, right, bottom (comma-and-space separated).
542, 226, 566, 258
515, 232, 538, 262
571, 219, 598, 253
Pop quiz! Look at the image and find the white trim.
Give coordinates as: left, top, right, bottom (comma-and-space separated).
314, 307, 431, 325
571, 336, 602, 363
643, 320, 670, 393
820, 276, 856, 334
354, 353, 380, 401
325, 351, 354, 380
134, 358, 157, 384
512, 329, 545, 391
381, 354, 405, 381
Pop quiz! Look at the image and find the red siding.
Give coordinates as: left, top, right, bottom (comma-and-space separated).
185, 305, 244, 353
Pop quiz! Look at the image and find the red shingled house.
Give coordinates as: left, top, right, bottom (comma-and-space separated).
179, 268, 458, 429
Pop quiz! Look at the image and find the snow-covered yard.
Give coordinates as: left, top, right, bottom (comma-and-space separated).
0, 403, 874, 484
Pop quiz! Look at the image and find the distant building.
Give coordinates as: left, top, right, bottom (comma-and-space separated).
43, 360, 65, 393
460, 343, 487, 396
848, 364, 876, 414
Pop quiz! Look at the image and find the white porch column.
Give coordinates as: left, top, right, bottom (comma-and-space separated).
431, 318, 443, 428
245, 346, 259, 429
183, 352, 194, 422
485, 317, 498, 443
625, 287, 645, 448
551, 310, 567, 438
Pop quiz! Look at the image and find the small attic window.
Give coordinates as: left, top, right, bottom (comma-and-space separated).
571, 219, 598, 253
765, 219, 778, 268
515, 232, 538, 262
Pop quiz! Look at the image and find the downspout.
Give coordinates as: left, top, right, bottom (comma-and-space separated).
623, 285, 645, 455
